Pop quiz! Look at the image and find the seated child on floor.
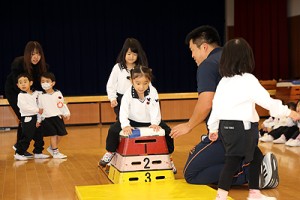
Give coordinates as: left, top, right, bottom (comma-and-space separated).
259, 116, 277, 137
259, 102, 297, 143
285, 100, 300, 147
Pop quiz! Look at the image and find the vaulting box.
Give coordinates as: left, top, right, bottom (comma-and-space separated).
110, 153, 172, 172
117, 136, 168, 156
108, 165, 174, 184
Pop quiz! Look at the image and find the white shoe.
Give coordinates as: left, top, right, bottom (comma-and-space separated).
285, 139, 294, 146
14, 153, 28, 161
99, 152, 115, 167
273, 135, 286, 144
53, 152, 67, 159
34, 153, 50, 159
170, 159, 177, 174
47, 146, 54, 156
288, 139, 300, 147
259, 135, 274, 142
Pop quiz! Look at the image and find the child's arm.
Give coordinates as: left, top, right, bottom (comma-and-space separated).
208, 131, 219, 142
58, 91, 71, 120
17, 94, 39, 114
122, 126, 134, 136
149, 124, 161, 132
106, 65, 119, 104
119, 92, 131, 129
61, 104, 71, 120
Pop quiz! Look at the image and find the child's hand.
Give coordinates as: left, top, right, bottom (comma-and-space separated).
38, 108, 43, 114
122, 126, 133, 136
149, 124, 161, 132
64, 115, 70, 121
289, 110, 300, 121
36, 122, 41, 128
111, 100, 118, 108
209, 132, 218, 142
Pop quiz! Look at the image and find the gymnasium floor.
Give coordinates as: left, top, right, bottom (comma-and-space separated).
0, 121, 298, 200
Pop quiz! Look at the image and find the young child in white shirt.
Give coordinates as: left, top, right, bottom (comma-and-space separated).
259, 102, 297, 143
14, 73, 49, 161
38, 72, 70, 159
106, 38, 148, 120
285, 100, 300, 146
207, 38, 300, 200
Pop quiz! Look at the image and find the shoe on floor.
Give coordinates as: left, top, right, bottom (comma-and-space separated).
24, 151, 34, 158
259, 135, 274, 142
47, 146, 54, 156
170, 159, 177, 174
288, 139, 300, 147
53, 152, 67, 159
247, 194, 277, 200
273, 134, 286, 144
13, 144, 34, 158
14, 153, 28, 161
285, 139, 294, 146
259, 152, 279, 189
99, 152, 115, 167
34, 153, 50, 159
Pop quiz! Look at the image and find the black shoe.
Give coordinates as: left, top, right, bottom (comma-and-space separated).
24, 151, 34, 158
13, 145, 33, 159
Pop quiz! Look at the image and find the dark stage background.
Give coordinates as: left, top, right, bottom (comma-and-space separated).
0, 0, 225, 96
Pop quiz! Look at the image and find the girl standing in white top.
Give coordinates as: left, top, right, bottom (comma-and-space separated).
207, 38, 300, 200
106, 38, 148, 120
39, 72, 70, 159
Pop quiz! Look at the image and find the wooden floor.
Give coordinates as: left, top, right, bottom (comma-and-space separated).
0, 121, 299, 200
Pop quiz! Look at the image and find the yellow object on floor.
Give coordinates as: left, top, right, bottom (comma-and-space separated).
75, 179, 233, 200
108, 165, 175, 184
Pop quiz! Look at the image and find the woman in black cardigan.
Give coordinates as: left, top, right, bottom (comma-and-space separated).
5, 41, 49, 157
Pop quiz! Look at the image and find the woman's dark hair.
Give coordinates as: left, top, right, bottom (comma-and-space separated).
219, 38, 255, 77
116, 38, 148, 69
41, 72, 56, 82
130, 65, 153, 81
23, 41, 47, 76
185, 25, 221, 47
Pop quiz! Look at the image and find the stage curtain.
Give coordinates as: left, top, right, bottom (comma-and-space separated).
234, 0, 288, 80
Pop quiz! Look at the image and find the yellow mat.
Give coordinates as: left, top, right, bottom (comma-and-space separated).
75, 179, 233, 200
